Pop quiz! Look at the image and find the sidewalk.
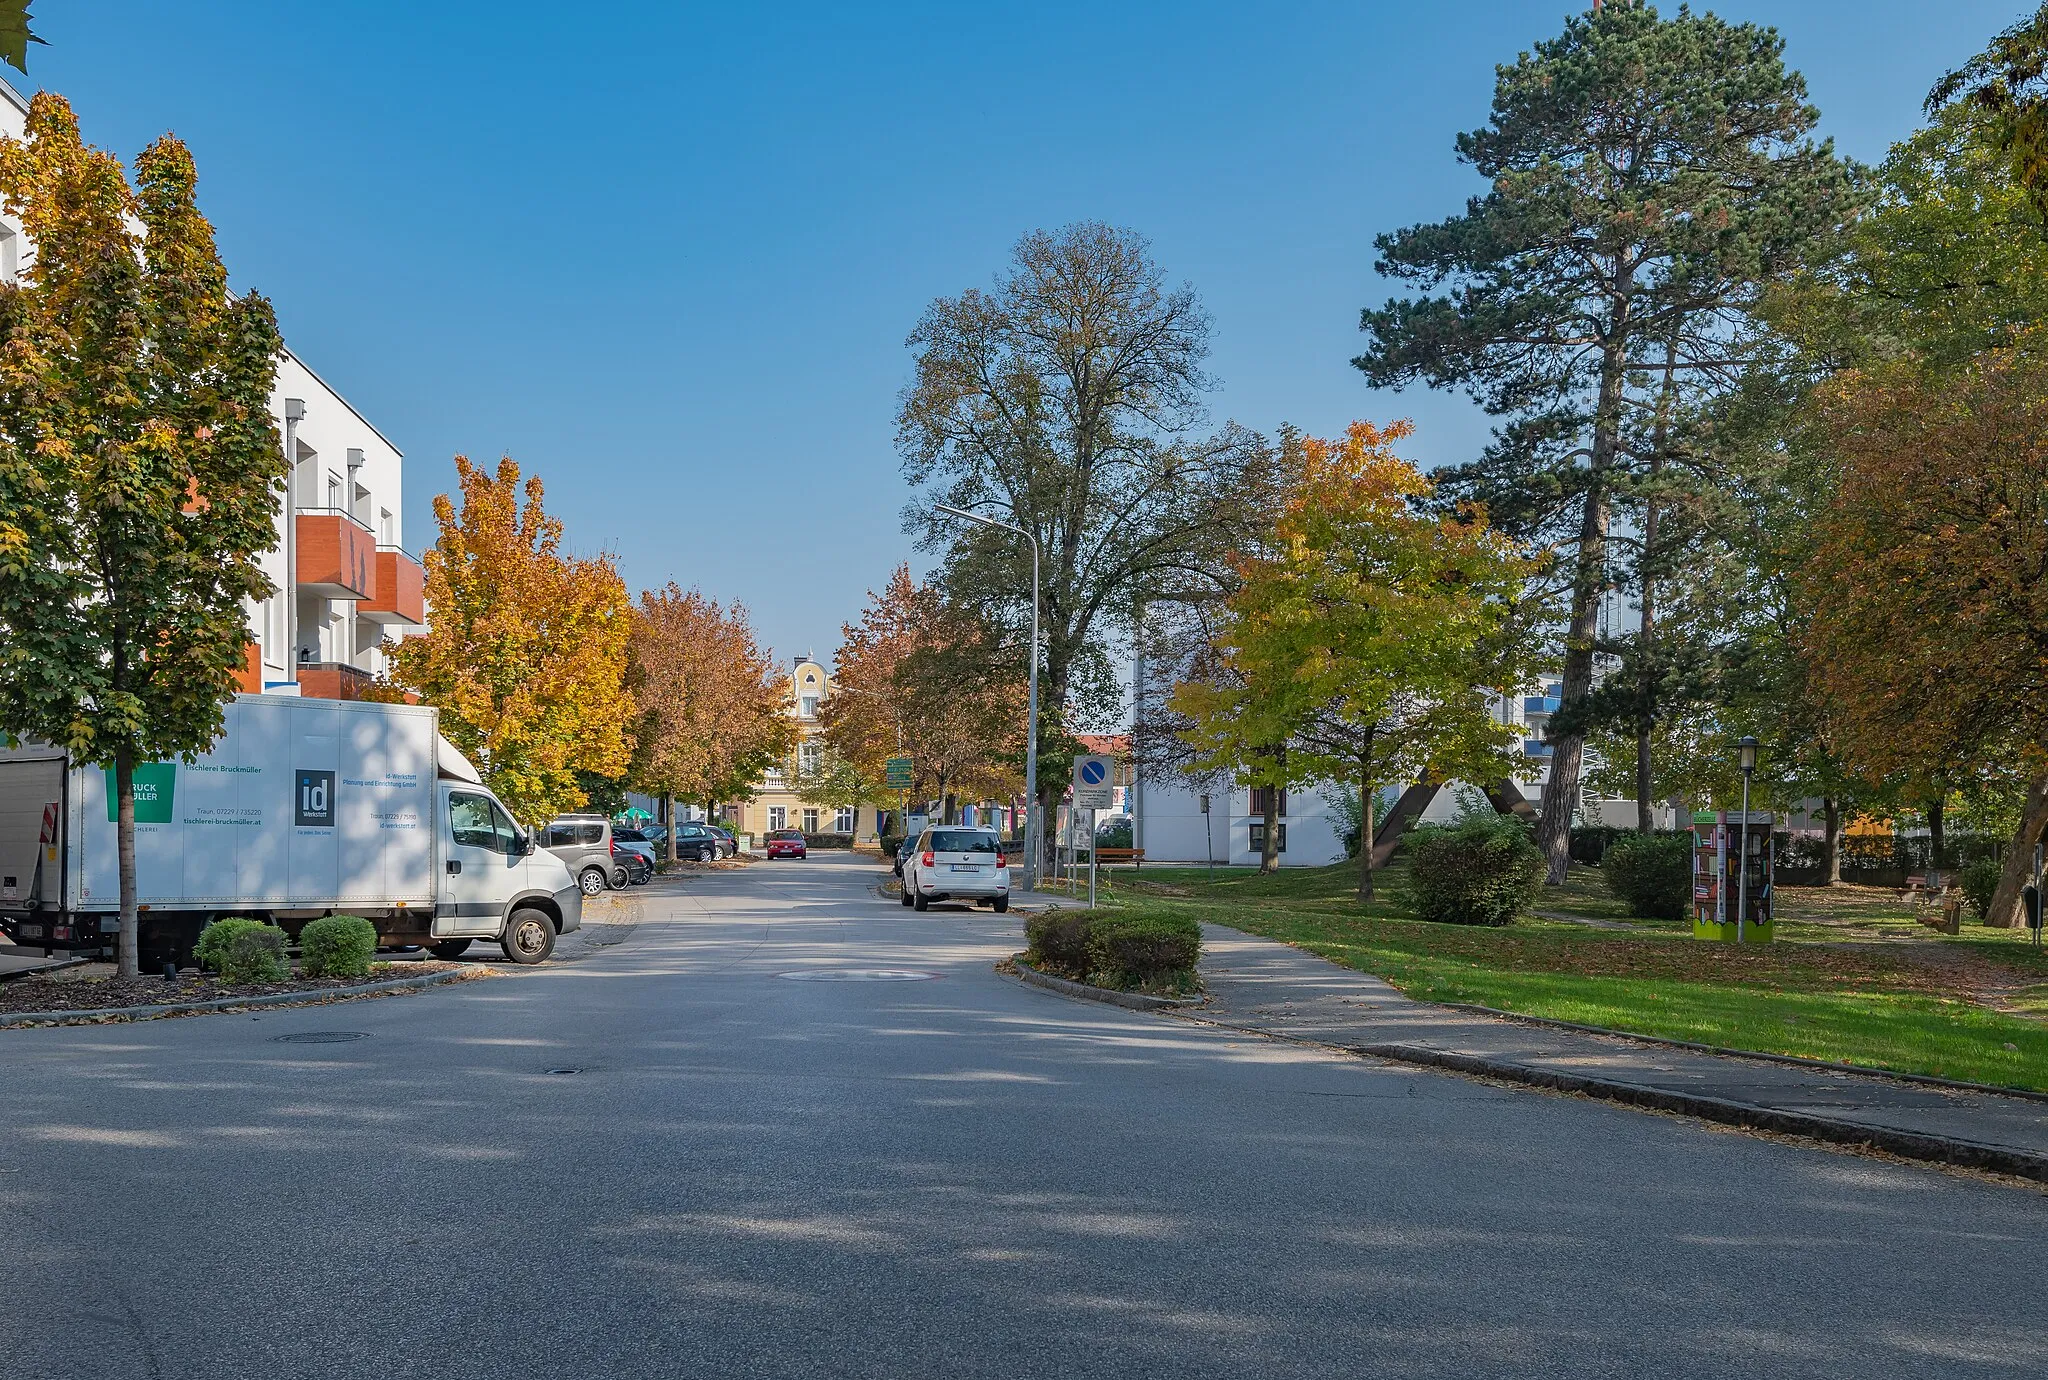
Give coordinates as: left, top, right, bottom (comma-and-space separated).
1181, 923, 2048, 1181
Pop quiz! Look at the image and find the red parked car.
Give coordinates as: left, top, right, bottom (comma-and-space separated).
765, 828, 808, 859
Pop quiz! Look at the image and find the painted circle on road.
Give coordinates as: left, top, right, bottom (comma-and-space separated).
1079, 760, 1108, 785
778, 969, 941, 982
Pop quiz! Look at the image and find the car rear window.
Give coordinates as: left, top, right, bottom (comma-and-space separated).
929, 830, 999, 853
771, 829, 804, 840
614, 829, 646, 842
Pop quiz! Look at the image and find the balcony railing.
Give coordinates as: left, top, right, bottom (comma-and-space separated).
297, 661, 375, 702
361, 545, 426, 624
297, 510, 376, 600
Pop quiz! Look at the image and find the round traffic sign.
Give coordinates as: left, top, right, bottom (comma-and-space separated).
1080, 759, 1108, 785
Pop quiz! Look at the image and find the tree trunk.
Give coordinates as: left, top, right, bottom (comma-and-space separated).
1821, 795, 1842, 887
1985, 768, 2048, 928
1535, 478, 1608, 884
1927, 794, 1946, 871
1357, 767, 1377, 903
1259, 787, 1281, 874
666, 793, 678, 864
1634, 344, 1677, 836
115, 746, 139, 979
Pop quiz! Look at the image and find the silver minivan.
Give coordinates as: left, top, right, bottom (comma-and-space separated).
902, 826, 1010, 912
544, 814, 625, 896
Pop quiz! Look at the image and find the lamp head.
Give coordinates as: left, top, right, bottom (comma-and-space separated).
1737, 735, 1759, 773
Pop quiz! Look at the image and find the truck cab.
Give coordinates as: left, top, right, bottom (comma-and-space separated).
436, 783, 583, 962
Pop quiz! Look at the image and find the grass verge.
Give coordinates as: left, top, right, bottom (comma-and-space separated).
1107, 859, 2048, 1091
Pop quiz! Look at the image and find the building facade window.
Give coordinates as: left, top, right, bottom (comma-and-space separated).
803, 807, 820, 833
799, 694, 819, 719
1248, 822, 1288, 855
769, 806, 786, 831
799, 742, 821, 776
1249, 787, 1289, 818
834, 807, 854, 833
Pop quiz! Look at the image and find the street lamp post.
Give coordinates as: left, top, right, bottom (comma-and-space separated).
1736, 736, 1759, 944
934, 502, 1042, 891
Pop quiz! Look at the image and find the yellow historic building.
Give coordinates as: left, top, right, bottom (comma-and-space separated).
720, 656, 884, 844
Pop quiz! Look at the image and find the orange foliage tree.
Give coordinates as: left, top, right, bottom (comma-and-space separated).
377, 457, 633, 823
1802, 344, 2048, 924
631, 584, 795, 858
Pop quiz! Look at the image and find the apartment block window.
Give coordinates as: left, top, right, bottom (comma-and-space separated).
803, 807, 820, 833
1248, 822, 1288, 855
379, 508, 394, 546
0, 224, 17, 284
1248, 787, 1289, 818
769, 806, 786, 831
834, 807, 854, 833
326, 473, 343, 512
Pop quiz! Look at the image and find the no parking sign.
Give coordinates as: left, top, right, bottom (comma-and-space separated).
1073, 754, 1114, 810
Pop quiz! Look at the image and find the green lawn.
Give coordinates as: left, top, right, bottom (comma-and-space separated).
1104, 859, 2048, 1092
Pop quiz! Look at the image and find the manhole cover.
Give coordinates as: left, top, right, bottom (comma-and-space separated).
543, 1066, 583, 1075
777, 969, 940, 982
271, 1031, 370, 1044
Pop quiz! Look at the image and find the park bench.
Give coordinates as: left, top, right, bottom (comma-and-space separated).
1903, 872, 1964, 935
1095, 847, 1145, 868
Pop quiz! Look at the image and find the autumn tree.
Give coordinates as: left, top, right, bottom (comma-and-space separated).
1172, 422, 1534, 894
899, 222, 1278, 874
0, 95, 284, 978
377, 457, 632, 824
820, 566, 1023, 823
1356, 3, 1854, 883
1800, 343, 2048, 924
1929, 3, 2048, 225
630, 585, 794, 860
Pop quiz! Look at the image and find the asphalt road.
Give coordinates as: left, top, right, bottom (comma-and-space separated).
3, 852, 2045, 1379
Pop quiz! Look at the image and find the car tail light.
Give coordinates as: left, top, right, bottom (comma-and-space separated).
609, 838, 618, 855
996, 851, 1006, 868
922, 850, 935, 867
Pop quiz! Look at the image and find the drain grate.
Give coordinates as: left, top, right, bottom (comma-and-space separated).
271, 1031, 370, 1044
778, 969, 940, 982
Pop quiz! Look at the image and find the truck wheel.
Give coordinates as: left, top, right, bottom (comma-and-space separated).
500, 909, 556, 965
578, 867, 607, 896
430, 939, 473, 960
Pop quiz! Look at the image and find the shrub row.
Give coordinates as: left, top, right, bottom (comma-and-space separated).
195, 914, 381, 983
1023, 909, 1201, 993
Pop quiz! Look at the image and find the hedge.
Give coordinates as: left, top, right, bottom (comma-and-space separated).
1601, 834, 1692, 921
1409, 815, 1543, 927
195, 917, 289, 983
299, 915, 379, 978
801, 833, 855, 849
1024, 908, 1200, 993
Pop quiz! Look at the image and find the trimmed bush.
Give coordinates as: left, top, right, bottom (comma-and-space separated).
801, 833, 855, 850
1024, 909, 1094, 977
1601, 833, 1693, 921
299, 915, 379, 978
1960, 856, 2004, 920
1085, 912, 1201, 991
195, 917, 288, 983
1409, 814, 1543, 927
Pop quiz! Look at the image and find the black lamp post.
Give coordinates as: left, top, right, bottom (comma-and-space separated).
1736, 736, 1759, 942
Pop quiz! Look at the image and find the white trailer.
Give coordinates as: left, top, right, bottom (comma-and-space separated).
0, 695, 581, 967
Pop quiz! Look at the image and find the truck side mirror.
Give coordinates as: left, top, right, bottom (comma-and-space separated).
519, 830, 535, 857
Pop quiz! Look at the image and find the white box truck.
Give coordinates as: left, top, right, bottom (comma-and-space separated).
0, 695, 582, 968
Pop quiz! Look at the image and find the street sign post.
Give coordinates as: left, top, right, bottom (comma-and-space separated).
884, 757, 913, 789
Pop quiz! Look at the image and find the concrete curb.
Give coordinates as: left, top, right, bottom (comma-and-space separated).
1011, 960, 1204, 1012
0, 966, 484, 1028
1431, 1000, 2048, 1106
1344, 1039, 2048, 1184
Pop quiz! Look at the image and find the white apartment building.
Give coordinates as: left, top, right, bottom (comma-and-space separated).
0, 80, 424, 701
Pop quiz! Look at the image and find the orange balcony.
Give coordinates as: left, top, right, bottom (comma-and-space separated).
233, 640, 262, 694
361, 547, 426, 625
298, 662, 374, 701
296, 511, 376, 599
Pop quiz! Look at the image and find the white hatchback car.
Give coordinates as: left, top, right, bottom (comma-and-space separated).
902, 827, 1011, 912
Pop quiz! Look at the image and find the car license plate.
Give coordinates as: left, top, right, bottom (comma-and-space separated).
950, 863, 980, 872
19, 924, 42, 938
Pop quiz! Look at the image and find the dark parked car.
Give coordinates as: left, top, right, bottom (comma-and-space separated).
614, 848, 653, 885
893, 836, 919, 877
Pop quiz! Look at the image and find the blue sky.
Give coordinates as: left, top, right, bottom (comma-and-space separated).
21, 1, 2026, 662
